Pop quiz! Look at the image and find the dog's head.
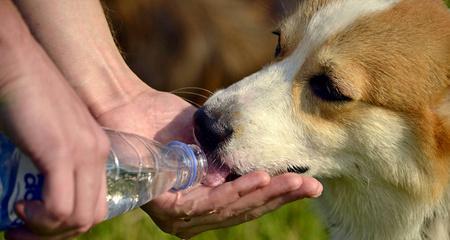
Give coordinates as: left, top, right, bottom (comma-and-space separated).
195, 0, 450, 196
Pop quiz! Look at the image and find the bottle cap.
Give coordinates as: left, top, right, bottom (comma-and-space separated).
167, 141, 207, 191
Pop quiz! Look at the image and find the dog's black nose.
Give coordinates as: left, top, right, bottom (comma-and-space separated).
193, 107, 233, 152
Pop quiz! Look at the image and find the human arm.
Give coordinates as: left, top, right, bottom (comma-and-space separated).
11, 0, 323, 239
0, 1, 110, 239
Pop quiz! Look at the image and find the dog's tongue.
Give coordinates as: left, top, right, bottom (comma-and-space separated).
202, 164, 231, 187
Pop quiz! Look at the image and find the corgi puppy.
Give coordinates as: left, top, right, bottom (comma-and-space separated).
194, 0, 450, 239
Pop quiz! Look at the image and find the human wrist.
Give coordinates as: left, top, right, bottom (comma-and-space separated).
0, 3, 44, 87
65, 50, 148, 117
0, 1, 34, 70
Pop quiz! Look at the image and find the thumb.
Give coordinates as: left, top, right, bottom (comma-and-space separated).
15, 200, 64, 234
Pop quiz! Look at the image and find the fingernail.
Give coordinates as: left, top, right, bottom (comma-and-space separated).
13, 201, 27, 221
311, 181, 323, 198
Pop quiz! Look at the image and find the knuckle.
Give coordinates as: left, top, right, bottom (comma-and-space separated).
75, 224, 92, 235
217, 209, 235, 220
70, 213, 94, 230
46, 203, 72, 224
244, 210, 263, 221
78, 131, 98, 153
49, 139, 77, 162
97, 135, 111, 161
70, 129, 110, 165
255, 172, 271, 184
282, 176, 302, 191
227, 181, 242, 195
83, 130, 111, 165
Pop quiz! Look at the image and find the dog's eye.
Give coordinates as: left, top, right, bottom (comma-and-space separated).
309, 74, 352, 102
272, 30, 282, 58
287, 165, 310, 174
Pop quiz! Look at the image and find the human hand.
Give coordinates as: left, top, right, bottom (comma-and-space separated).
95, 84, 323, 239
1, 3, 110, 239
143, 172, 322, 239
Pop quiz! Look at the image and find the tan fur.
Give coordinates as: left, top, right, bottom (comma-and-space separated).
288, 0, 450, 197
201, 0, 450, 239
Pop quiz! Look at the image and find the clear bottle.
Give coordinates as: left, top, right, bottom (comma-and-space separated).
0, 128, 207, 230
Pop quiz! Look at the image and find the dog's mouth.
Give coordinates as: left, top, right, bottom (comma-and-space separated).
198, 149, 243, 187
202, 160, 232, 187
198, 147, 310, 187
201, 158, 310, 187
194, 126, 309, 187
194, 133, 238, 187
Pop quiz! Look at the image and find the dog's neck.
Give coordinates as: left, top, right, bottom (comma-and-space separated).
315, 177, 449, 240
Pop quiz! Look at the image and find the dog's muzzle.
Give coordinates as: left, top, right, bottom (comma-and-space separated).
193, 107, 233, 152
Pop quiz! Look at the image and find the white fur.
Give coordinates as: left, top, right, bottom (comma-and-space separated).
203, 0, 449, 239
206, 0, 403, 176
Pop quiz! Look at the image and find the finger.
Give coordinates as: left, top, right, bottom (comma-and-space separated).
196, 171, 271, 210
177, 171, 271, 217
63, 162, 104, 232
146, 171, 270, 219
228, 176, 323, 214
94, 169, 108, 223
219, 174, 319, 218
230, 177, 323, 224
180, 173, 322, 228
174, 177, 322, 239
15, 165, 75, 234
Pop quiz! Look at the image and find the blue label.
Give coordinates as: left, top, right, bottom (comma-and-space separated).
0, 134, 19, 230
0, 134, 44, 230
24, 173, 44, 201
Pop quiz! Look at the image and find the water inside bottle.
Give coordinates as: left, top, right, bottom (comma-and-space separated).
105, 156, 176, 218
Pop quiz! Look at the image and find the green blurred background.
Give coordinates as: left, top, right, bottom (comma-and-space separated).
1, 0, 449, 239
77, 200, 328, 240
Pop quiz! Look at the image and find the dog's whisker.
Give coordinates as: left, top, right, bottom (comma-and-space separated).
177, 97, 202, 108
171, 87, 214, 96
171, 91, 209, 100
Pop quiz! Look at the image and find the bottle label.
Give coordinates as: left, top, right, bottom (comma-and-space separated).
0, 135, 43, 230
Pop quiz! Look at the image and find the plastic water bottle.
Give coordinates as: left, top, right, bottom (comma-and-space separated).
0, 128, 207, 230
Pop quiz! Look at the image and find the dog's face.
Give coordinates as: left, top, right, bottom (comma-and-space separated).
195, 0, 450, 194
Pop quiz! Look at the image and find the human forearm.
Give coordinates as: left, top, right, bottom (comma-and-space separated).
13, 0, 147, 116
0, 2, 110, 239
0, 0, 35, 82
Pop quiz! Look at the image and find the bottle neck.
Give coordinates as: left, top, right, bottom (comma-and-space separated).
166, 141, 207, 191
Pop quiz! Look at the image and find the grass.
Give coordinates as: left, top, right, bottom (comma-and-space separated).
76, 199, 328, 240
0, 200, 328, 240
